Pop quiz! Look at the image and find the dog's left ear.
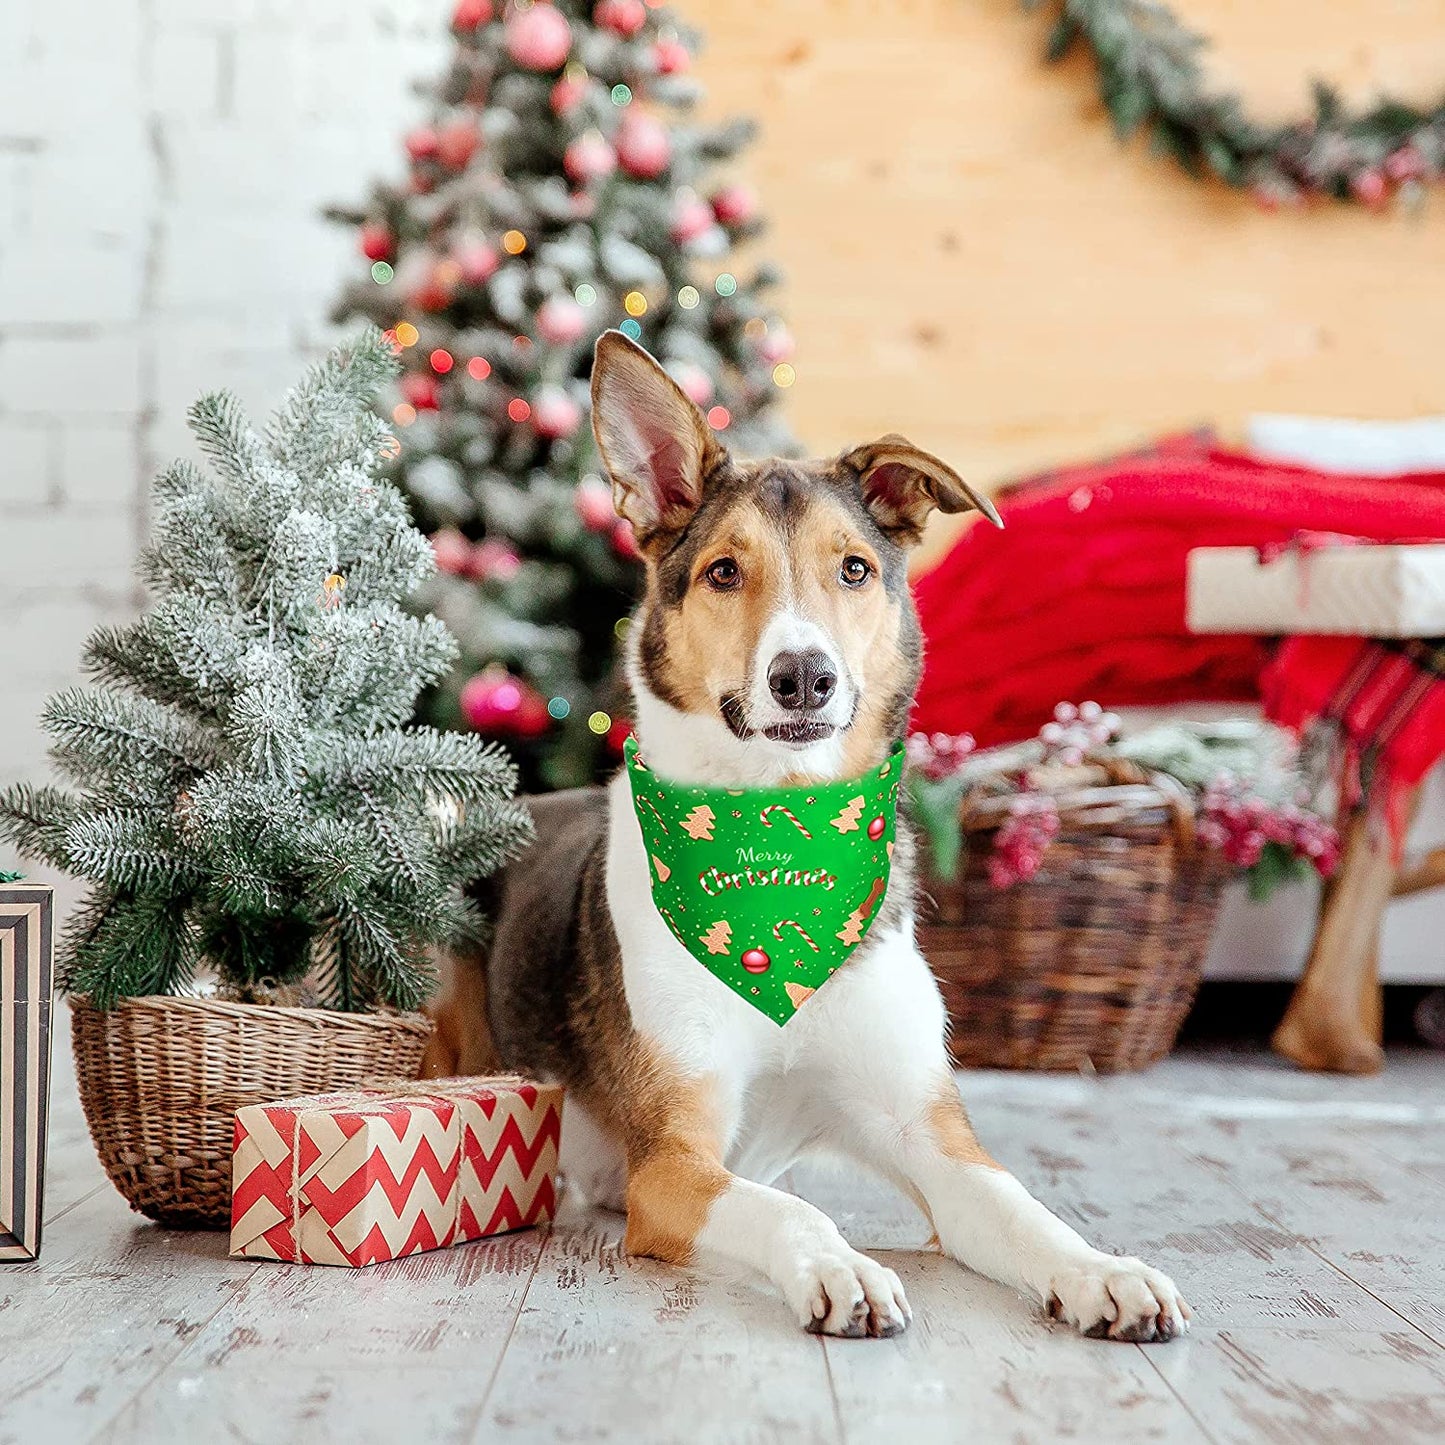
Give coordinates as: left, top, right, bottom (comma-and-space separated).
590, 329, 723, 555
844, 434, 1002, 545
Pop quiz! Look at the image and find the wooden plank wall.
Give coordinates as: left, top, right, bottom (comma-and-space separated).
694, 0, 1445, 565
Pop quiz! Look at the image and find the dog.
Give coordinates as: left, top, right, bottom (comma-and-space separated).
422, 329, 1190, 1342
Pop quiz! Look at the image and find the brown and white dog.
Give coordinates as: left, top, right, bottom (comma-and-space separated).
424, 330, 1190, 1342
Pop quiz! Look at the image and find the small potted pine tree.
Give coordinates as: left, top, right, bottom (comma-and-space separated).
0, 331, 531, 1227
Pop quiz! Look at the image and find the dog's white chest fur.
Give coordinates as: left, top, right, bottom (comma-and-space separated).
597, 771, 946, 1176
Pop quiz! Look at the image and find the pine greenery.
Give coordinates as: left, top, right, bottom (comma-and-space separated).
0, 331, 532, 1011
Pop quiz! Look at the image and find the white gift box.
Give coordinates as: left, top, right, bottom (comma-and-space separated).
1187, 544, 1445, 638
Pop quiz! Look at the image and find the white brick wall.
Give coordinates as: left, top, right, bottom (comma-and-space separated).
0, 0, 449, 887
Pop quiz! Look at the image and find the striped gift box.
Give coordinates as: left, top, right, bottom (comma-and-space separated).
230, 1076, 563, 1267
1, 882, 54, 1263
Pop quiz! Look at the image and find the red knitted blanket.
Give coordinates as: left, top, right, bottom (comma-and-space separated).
911, 437, 1445, 748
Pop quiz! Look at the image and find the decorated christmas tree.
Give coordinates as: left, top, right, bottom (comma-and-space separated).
0, 332, 531, 1012
331, 0, 798, 789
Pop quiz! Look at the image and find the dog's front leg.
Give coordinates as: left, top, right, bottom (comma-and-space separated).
861, 1077, 1190, 1341
827, 941, 1190, 1341
622, 1090, 911, 1338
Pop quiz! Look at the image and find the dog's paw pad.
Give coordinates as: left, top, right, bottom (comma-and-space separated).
1046, 1256, 1190, 1344
783, 1244, 910, 1339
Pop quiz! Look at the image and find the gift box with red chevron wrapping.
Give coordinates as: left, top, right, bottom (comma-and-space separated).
229, 1075, 562, 1267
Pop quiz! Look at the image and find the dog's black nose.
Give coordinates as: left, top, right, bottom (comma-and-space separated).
768, 649, 837, 711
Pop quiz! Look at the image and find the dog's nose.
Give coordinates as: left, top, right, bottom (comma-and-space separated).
768, 649, 838, 712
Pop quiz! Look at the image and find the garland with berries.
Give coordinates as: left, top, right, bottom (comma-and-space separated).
1027, 0, 1445, 209
908, 707, 1340, 898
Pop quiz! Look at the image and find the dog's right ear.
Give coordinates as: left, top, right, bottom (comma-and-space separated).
590, 330, 722, 554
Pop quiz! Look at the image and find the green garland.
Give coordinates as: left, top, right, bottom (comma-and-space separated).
1028, 0, 1445, 208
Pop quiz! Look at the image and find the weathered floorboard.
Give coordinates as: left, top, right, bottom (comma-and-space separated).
8, 1043, 1445, 1445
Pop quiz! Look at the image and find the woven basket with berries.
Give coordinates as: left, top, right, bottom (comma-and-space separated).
909, 706, 1340, 1073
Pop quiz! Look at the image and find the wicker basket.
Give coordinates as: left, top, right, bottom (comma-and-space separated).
918, 759, 1229, 1073
70, 995, 431, 1228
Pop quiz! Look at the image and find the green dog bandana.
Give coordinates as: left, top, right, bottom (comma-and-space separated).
624, 738, 903, 1025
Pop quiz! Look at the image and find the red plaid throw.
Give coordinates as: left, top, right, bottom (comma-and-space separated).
1262, 635, 1445, 855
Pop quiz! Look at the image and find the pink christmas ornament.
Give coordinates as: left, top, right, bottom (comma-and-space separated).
653, 37, 690, 74
595, 0, 646, 37
1386, 144, 1427, 182
671, 361, 713, 407
616, 112, 670, 179
457, 239, 500, 285
452, 0, 493, 29
531, 385, 582, 439
574, 475, 616, 531
710, 183, 757, 226
550, 73, 589, 116
536, 294, 589, 345
431, 527, 474, 576
505, 3, 572, 72
405, 126, 440, 162
611, 518, 642, 561
669, 195, 714, 244
1351, 168, 1388, 208
460, 670, 551, 738
472, 537, 522, 581
757, 325, 795, 364
564, 132, 617, 184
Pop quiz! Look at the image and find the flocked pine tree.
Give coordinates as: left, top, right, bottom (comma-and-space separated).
331, 0, 798, 789
0, 331, 531, 1012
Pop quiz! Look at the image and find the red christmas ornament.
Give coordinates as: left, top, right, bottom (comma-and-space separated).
741, 948, 771, 974
536, 294, 589, 345
611, 518, 642, 561
460, 670, 551, 738
452, 0, 493, 29
564, 132, 616, 184
505, 2, 572, 72
616, 112, 670, 179
669, 195, 714, 244
472, 537, 522, 581
595, 0, 646, 38
400, 372, 441, 410
653, 38, 690, 74
405, 126, 440, 162
457, 240, 500, 285
671, 361, 713, 407
575, 475, 616, 531
359, 223, 394, 261
436, 121, 480, 170
410, 273, 453, 312
867, 816, 886, 841
550, 73, 589, 116
606, 715, 634, 757
710, 183, 757, 226
431, 527, 474, 576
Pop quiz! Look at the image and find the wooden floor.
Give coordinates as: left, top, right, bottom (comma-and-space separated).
6, 1013, 1445, 1444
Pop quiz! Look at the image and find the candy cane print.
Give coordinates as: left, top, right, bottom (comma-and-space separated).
760, 804, 813, 839
636, 795, 669, 832
772, 918, 820, 953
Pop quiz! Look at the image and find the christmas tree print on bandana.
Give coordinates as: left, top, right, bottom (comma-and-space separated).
624, 739, 903, 1025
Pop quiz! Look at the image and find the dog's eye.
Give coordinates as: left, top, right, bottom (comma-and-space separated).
704, 557, 742, 591
840, 556, 872, 588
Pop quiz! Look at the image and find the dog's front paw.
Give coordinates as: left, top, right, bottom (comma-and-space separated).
1046, 1255, 1190, 1343
777, 1242, 911, 1338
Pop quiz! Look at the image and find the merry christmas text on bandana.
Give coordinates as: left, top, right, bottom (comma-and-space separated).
624, 738, 903, 1025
